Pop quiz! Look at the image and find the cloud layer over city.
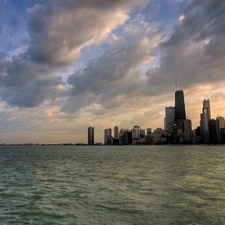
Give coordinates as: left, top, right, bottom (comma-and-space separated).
0, 0, 224, 143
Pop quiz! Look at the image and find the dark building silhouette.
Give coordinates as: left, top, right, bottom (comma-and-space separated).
114, 126, 119, 138
221, 128, 225, 144
173, 123, 178, 144
165, 106, 175, 133
195, 126, 201, 136
193, 126, 202, 144
112, 138, 119, 145
88, 127, 94, 145
183, 119, 192, 143
216, 116, 224, 144
108, 128, 112, 137
175, 90, 186, 130
209, 119, 217, 144
124, 131, 132, 145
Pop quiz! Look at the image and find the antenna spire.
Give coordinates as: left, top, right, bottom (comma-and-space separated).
175, 77, 177, 90
180, 75, 183, 90
179, 76, 182, 90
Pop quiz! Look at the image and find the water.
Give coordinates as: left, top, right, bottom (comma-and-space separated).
0, 145, 225, 225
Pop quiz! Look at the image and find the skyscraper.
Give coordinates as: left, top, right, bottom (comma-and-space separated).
104, 128, 111, 145
200, 108, 209, 144
165, 106, 175, 133
200, 99, 211, 144
175, 90, 186, 130
183, 119, 192, 137
132, 125, 140, 139
108, 128, 112, 137
147, 128, 152, 135
216, 116, 225, 143
183, 119, 192, 143
114, 126, 119, 138
209, 119, 217, 144
88, 127, 94, 145
203, 99, 211, 121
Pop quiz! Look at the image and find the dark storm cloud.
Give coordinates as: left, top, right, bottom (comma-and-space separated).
0, 76, 62, 108
146, 0, 225, 91
0, 56, 42, 87
0, 54, 63, 107
164, 0, 225, 46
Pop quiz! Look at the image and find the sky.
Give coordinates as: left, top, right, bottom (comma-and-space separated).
0, 0, 225, 144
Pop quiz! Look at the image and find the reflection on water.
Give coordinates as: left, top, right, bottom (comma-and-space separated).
0, 145, 225, 224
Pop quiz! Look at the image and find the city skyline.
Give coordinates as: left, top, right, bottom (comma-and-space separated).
0, 0, 225, 143
94, 90, 225, 145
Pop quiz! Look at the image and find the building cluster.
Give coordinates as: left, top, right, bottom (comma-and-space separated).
88, 89, 225, 145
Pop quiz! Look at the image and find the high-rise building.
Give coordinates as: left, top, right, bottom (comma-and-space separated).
216, 116, 225, 143
88, 127, 94, 145
109, 128, 112, 137
104, 128, 112, 145
200, 99, 211, 144
147, 128, 152, 136
183, 119, 192, 136
203, 99, 211, 121
154, 128, 164, 133
183, 119, 192, 143
124, 130, 132, 145
132, 125, 140, 139
200, 108, 209, 144
146, 128, 152, 144
140, 129, 145, 138
193, 126, 201, 144
114, 126, 119, 138
200, 100, 211, 144
165, 107, 175, 133
195, 126, 201, 136
221, 128, 225, 144
209, 119, 217, 144
175, 90, 186, 130
119, 128, 124, 137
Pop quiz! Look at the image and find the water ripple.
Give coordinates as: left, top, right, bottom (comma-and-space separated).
0, 145, 225, 224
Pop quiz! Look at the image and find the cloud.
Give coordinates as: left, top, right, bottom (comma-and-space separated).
63, 21, 162, 114
146, 0, 225, 92
61, 0, 225, 131
0, 54, 64, 107
0, 0, 150, 108
26, 0, 148, 66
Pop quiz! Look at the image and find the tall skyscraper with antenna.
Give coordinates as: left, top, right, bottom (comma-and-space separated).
175, 89, 186, 130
